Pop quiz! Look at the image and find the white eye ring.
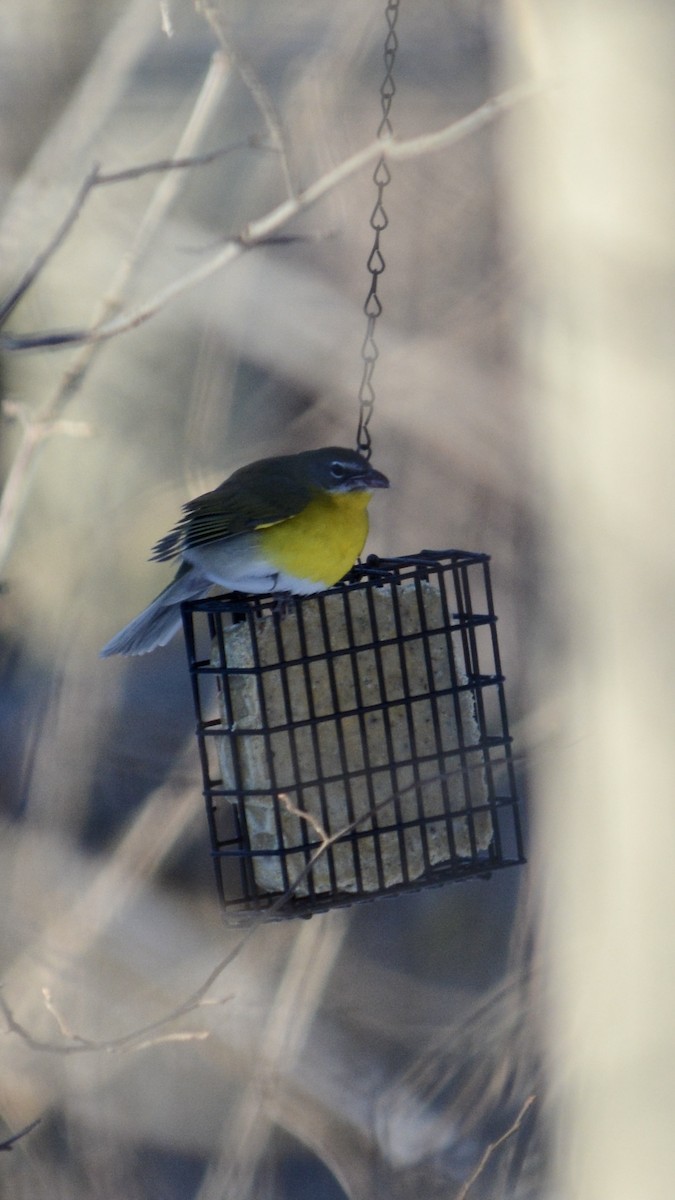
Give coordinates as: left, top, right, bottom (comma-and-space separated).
330, 461, 348, 479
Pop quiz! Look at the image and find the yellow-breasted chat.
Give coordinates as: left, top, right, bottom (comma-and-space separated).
100, 446, 389, 657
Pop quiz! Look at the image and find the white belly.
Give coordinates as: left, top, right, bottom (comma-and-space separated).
184, 537, 327, 596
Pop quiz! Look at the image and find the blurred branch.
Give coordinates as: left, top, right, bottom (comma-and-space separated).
0, 139, 271, 329
159, 0, 173, 38
0, 0, 161, 277
95, 135, 275, 185
0, 76, 541, 579
0, 990, 223, 1057
39, 986, 214, 1054
0, 755, 515, 1058
207, 917, 349, 1199
0, 77, 542, 356
456, 1093, 537, 1200
0, 167, 100, 328
0, 761, 243, 1056
0, 50, 233, 577
197, 0, 296, 197
0, 1118, 42, 1152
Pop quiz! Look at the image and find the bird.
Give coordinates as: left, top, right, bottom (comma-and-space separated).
100, 445, 389, 657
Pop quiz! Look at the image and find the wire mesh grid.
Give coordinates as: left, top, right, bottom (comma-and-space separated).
183, 550, 524, 921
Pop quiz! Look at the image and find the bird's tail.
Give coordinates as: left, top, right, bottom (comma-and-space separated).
100, 566, 211, 657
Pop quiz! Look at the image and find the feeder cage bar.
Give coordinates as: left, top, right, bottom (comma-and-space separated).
183, 550, 524, 921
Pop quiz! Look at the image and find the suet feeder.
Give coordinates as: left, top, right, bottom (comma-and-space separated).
182, 3, 523, 919
183, 550, 524, 921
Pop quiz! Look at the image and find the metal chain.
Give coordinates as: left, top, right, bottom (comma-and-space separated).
356, 0, 400, 461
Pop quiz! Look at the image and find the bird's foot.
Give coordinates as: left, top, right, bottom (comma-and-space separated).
272, 591, 293, 618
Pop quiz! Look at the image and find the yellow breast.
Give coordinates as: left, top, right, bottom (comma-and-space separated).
257, 490, 372, 587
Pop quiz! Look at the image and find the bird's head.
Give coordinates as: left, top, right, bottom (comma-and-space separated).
298, 446, 389, 494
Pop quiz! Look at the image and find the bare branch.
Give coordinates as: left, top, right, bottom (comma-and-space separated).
159, 0, 173, 39
0, 137, 274, 328
0, 51, 233, 576
456, 1093, 537, 1200
0, 1118, 42, 1152
94, 135, 275, 186
0, 985, 234, 1058
0, 78, 543, 356
0, 165, 102, 326
0, 753, 518, 1060
42, 986, 90, 1045
198, 0, 295, 197
121, 1029, 211, 1053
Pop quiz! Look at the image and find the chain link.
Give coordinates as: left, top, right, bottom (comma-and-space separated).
356, 0, 400, 460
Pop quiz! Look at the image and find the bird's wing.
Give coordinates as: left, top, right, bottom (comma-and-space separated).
150, 474, 310, 562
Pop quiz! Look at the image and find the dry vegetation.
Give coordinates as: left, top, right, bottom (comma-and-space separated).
2, 2, 537, 1195
3, 1, 672, 1198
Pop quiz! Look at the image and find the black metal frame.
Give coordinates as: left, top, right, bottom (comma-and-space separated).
183, 551, 524, 921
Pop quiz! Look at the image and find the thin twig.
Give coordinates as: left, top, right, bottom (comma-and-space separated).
0, 166, 102, 326
456, 1094, 537, 1200
42, 986, 89, 1044
0, 1118, 42, 1152
94, 135, 274, 185
198, 0, 295, 198
265, 750, 516, 913
215, 917, 348, 1198
0, 136, 273, 328
0, 990, 228, 1056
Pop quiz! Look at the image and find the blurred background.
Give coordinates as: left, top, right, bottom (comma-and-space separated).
1, 1, 673, 1197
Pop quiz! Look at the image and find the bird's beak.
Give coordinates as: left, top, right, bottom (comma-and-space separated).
362, 465, 389, 489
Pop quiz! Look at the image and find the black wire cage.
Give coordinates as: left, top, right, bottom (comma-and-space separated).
183, 550, 524, 921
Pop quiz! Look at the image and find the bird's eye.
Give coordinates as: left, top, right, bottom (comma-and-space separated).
330, 461, 348, 479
